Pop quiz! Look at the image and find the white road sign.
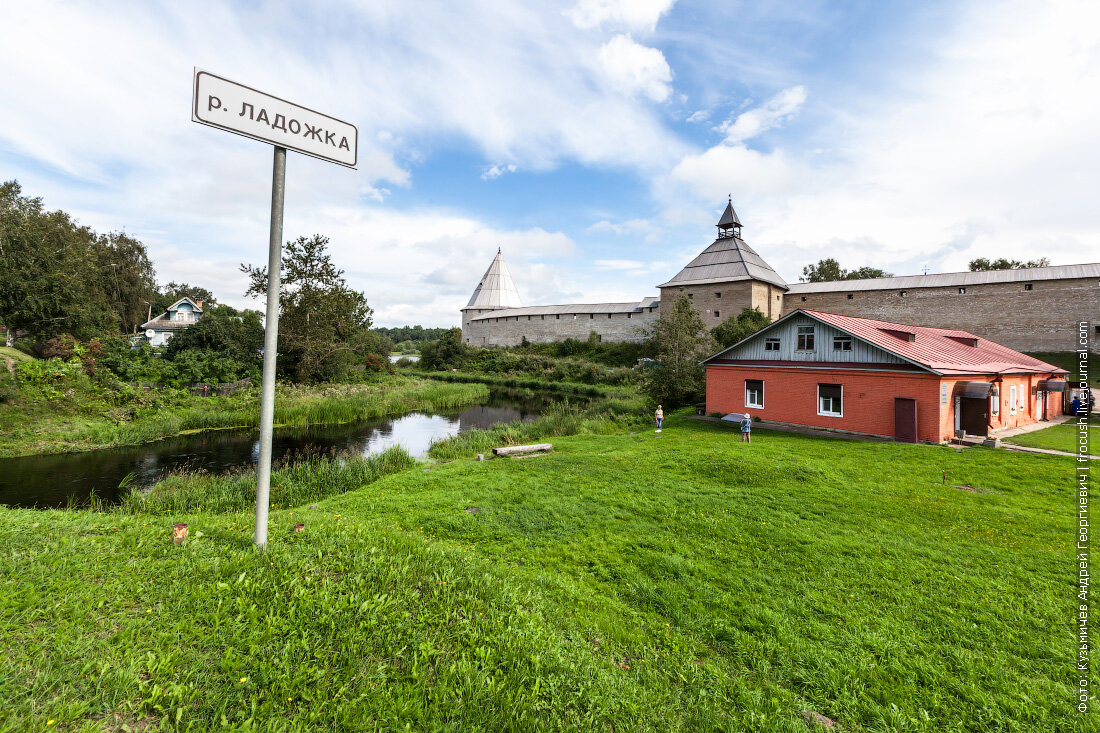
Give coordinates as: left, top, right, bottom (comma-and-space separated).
192, 69, 357, 168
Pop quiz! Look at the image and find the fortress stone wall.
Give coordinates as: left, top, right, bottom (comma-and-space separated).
461, 202, 1098, 354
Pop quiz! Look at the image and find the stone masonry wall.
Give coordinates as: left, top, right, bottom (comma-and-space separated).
463, 308, 659, 347
784, 277, 1099, 353
660, 281, 785, 326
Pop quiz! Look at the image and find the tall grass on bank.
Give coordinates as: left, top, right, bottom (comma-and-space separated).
121, 446, 415, 514
66, 378, 489, 454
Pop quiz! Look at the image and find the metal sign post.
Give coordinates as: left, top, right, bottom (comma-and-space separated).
192, 69, 357, 547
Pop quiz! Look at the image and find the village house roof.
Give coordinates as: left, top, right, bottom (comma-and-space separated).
705, 309, 1068, 376
464, 249, 523, 310
786, 262, 1100, 293
469, 296, 659, 321
658, 203, 788, 290
139, 297, 204, 331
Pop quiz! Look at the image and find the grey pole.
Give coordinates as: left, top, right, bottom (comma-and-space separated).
255, 146, 286, 548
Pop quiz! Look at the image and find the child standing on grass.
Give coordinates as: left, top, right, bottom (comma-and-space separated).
740, 412, 752, 443
655, 405, 664, 432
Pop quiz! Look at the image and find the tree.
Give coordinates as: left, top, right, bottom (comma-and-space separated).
800, 258, 893, 282
241, 234, 381, 382
0, 180, 116, 341
420, 328, 467, 371
968, 257, 1050, 271
712, 307, 771, 349
165, 305, 264, 367
97, 231, 157, 334
641, 294, 714, 408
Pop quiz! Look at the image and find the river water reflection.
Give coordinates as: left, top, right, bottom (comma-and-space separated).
0, 388, 558, 508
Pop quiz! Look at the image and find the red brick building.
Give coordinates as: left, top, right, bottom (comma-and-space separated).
703, 310, 1068, 443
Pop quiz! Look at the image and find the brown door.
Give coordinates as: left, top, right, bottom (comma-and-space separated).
894, 398, 918, 443
960, 397, 989, 437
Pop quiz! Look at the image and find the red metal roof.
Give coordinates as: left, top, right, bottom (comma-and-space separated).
800, 310, 1067, 376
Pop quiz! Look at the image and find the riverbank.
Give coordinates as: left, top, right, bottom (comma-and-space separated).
0, 415, 1079, 730
0, 376, 488, 458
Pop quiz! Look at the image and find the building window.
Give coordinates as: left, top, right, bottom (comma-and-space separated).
899, 291, 907, 297
1024, 283, 1033, 291
1009, 385, 1018, 414
714, 310, 720, 319
764, 338, 780, 351
776, 295, 780, 301
688, 293, 694, 299
797, 326, 815, 351
991, 385, 999, 416
608, 313, 612, 319
627, 313, 632, 318
801, 296, 807, 302
818, 384, 843, 417
958, 287, 966, 294
527, 316, 531, 320
714, 292, 722, 299
847, 294, 853, 300
745, 379, 764, 409
556, 314, 560, 319
833, 336, 852, 351
540, 315, 544, 320
590, 314, 594, 319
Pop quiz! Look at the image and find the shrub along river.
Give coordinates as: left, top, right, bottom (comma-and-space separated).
0, 388, 562, 509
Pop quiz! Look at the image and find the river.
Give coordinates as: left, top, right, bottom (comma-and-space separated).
0, 387, 558, 509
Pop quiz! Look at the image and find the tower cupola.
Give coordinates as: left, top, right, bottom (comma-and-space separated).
717, 195, 742, 239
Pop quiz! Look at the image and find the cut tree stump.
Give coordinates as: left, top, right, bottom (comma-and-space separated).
493, 443, 553, 457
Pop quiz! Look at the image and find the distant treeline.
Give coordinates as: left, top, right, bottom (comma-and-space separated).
375, 326, 450, 354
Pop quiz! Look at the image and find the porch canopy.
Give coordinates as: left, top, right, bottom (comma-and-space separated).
953, 381, 994, 398
1038, 380, 1067, 392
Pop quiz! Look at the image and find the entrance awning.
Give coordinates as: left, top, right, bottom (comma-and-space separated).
953, 381, 994, 398
1038, 380, 1067, 392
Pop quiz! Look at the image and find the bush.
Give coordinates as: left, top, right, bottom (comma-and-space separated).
42, 333, 78, 359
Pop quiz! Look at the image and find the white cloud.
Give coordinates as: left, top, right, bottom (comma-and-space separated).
718, 86, 806, 143
665, 0, 1100, 283
481, 164, 517, 180
594, 259, 645, 270
598, 35, 673, 102
686, 109, 710, 123
587, 218, 652, 235
566, 0, 676, 33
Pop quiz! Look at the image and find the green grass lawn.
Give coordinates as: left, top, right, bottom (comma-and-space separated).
0, 346, 36, 364
0, 415, 1090, 731
1004, 414, 1098, 455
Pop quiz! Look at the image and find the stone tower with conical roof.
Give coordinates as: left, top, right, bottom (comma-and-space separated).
657, 197, 788, 324
461, 248, 524, 339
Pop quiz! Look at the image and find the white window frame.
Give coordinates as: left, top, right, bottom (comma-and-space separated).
1009, 385, 1017, 415
990, 385, 999, 416
797, 326, 815, 351
817, 384, 843, 417
833, 336, 853, 351
745, 379, 764, 409
764, 338, 780, 352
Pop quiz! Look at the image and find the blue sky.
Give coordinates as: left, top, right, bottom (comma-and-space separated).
1, 0, 1097, 326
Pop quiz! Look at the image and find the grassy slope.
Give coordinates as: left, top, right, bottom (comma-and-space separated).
0, 346, 36, 364
1004, 413, 1098, 454
0, 416, 1090, 731
0, 377, 488, 458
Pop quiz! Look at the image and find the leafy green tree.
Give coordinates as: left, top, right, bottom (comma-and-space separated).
800, 258, 892, 282
712, 307, 771, 349
165, 305, 264, 367
968, 257, 1050, 271
641, 294, 714, 408
241, 234, 381, 382
0, 181, 114, 340
420, 328, 467, 371
98, 231, 157, 334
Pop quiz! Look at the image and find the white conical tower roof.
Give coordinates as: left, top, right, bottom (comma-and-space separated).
465, 248, 523, 309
